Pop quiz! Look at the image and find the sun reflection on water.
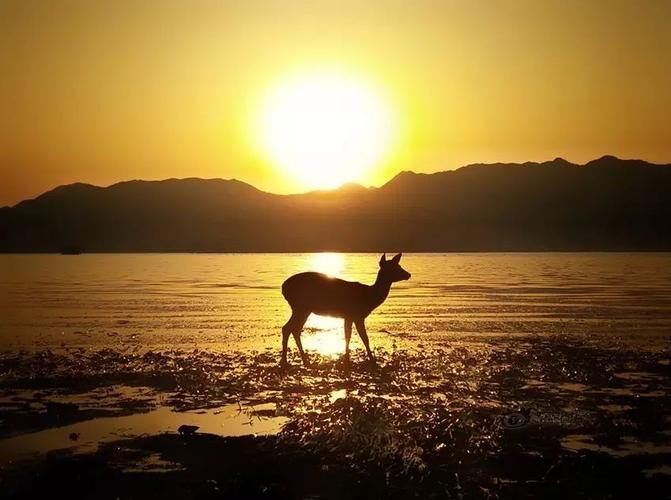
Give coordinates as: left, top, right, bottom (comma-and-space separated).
310, 252, 344, 277
302, 328, 347, 357
302, 253, 348, 357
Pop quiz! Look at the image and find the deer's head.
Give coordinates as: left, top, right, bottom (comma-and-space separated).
379, 253, 411, 282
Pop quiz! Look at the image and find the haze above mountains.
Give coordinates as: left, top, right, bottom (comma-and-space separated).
2, 156, 670, 252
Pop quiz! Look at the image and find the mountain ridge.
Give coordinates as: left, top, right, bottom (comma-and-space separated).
7, 155, 671, 209
2, 156, 670, 252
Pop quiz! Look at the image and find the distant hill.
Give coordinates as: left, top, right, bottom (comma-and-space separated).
1, 156, 670, 252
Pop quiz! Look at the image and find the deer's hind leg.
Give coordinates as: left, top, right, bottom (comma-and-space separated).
280, 316, 293, 366
292, 310, 311, 366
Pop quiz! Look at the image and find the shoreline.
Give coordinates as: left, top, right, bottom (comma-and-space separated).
1, 335, 670, 497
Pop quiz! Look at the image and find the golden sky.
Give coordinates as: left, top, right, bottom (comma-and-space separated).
1, 0, 670, 206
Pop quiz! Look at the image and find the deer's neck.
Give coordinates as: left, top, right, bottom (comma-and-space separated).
370, 272, 392, 308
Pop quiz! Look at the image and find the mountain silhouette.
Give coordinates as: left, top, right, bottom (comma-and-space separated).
1, 156, 670, 252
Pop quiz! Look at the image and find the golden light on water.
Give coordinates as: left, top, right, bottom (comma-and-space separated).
309, 252, 345, 277
302, 329, 347, 358
254, 71, 395, 190
302, 252, 348, 357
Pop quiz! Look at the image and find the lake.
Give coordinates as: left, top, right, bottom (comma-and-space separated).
1, 253, 670, 354
1, 253, 671, 496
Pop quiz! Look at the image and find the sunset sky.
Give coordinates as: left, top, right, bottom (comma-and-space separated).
1, 0, 670, 206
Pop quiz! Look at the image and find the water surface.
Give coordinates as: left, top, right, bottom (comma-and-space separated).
1, 253, 670, 353
1, 253, 670, 495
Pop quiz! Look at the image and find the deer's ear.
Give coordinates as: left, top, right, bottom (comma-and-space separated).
391, 253, 402, 263
379, 253, 386, 267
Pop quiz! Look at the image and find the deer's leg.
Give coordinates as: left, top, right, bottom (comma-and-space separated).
290, 311, 311, 367
280, 314, 295, 366
344, 319, 353, 362
292, 331, 310, 367
354, 319, 375, 362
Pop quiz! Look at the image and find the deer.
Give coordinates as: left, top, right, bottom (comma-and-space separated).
280, 253, 411, 367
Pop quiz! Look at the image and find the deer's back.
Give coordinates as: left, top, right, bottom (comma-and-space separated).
282, 272, 369, 318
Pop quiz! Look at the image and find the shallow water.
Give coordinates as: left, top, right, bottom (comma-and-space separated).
0, 387, 287, 464
2, 253, 670, 353
0, 253, 670, 495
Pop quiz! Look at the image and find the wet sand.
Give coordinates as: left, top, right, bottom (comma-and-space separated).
1, 334, 670, 499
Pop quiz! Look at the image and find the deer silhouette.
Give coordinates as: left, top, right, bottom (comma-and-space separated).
280, 253, 411, 366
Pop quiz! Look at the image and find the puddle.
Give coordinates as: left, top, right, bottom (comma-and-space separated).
113, 451, 185, 473
0, 385, 161, 413
600, 388, 666, 398
522, 379, 547, 389
557, 383, 590, 392
329, 389, 348, 403
561, 434, 671, 457
47, 385, 160, 409
0, 402, 288, 465
597, 404, 633, 413
643, 465, 671, 478
613, 372, 664, 382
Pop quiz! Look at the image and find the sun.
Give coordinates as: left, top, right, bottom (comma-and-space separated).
255, 71, 395, 190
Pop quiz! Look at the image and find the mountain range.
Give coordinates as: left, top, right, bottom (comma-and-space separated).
1, 156, 670, 252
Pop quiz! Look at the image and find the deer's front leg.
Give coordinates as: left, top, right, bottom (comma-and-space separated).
292, 331, 311, 367
344, 319, 353, 362
354, 319, 375, 363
